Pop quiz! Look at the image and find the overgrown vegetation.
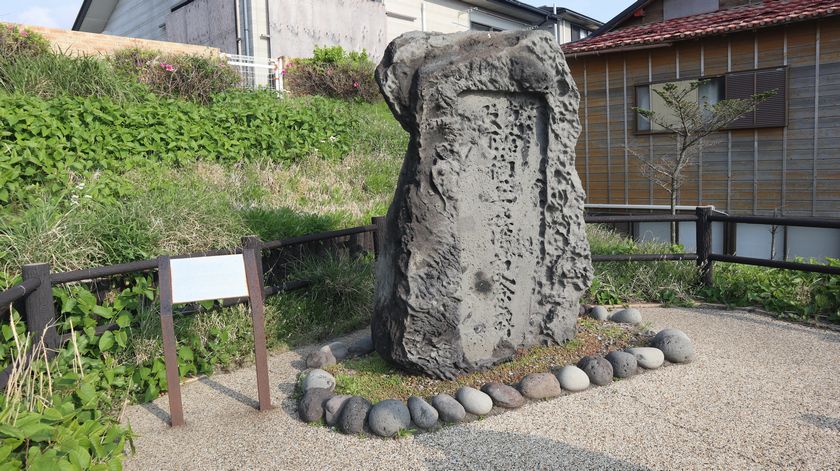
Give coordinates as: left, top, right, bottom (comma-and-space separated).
284, 46, 380, 102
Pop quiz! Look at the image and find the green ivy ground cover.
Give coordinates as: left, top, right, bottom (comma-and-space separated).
0, 90, 354, 204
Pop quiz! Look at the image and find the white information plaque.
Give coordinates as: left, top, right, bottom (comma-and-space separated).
169, 254, 249, 304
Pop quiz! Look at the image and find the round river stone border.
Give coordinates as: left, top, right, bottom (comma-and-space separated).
295, 310, 693, 438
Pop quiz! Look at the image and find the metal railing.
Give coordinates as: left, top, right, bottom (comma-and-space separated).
222, 53, 283, 91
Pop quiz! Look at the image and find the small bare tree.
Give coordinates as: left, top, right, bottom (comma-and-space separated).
632, 80, 774, 244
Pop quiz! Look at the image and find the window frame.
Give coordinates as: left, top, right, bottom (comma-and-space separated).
632, 65, 788, 135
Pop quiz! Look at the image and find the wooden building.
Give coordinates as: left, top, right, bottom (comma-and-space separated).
562, 0, 840, 260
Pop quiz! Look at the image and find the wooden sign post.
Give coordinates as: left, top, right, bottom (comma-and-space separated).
158, 236, 272, 427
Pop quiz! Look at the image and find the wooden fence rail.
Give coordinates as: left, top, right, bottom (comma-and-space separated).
1, 209, 838, 389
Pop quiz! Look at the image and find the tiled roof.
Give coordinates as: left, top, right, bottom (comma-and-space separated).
563, 0, 839, 55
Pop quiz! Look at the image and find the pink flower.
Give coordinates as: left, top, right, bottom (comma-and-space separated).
20, 30, 28, 37
281, 69, 286, 76
160, 63, 175, 72
352, 81, 360, 89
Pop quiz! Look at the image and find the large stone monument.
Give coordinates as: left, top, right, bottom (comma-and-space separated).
372, 30, 593, 379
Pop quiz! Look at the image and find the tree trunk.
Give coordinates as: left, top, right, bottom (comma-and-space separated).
670, 178, 678, 245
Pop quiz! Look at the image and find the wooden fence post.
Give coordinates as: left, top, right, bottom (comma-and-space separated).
371, 216, 385, 260
695, 207, 714, 287
242, 236, 272, 412
21, 263, 58, 352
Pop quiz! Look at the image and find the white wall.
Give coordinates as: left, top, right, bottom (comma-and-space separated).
734, 224, 785, 260
268, 0, 387, 59
786, 227, 840, 262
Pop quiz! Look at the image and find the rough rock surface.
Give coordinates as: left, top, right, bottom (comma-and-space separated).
555, 365, 590, 392
338, 396, 372, 434
518, 373, 563, 399
407, 396, 439, 429
367, 400, 412, 437
455, 387, 493, 416
481, 383, 525, 409
305, 350, 336, 369
298, 388, 333, 423
605, 351, 638, 378
431, 394, 466, 423
625, 347, 665, 369
577, 356, 613, 386
371, 30, 592, 379
324, 395, 352, 427
653, 329, 695, 363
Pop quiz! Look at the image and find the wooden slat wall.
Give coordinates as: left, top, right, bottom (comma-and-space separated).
569, 16, 840, 218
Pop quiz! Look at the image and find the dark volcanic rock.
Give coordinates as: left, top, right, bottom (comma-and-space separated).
367, 399, 411, 437
338, 396, 372, 434
431, 394, 466, 423
408, 396, 439, 429
372, 29, 592, 379
481, 382, 525, 409
606, 351, 638, 378
298, 388, 333, 423
577, 356, 613, 386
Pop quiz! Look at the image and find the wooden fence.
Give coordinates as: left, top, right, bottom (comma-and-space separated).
1, 208, 838, 388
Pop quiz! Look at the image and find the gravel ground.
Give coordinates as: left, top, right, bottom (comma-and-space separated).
122, 307, 840, 470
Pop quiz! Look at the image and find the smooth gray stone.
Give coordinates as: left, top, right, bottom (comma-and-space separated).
407, 396, 438, 429
455, 386, 493, 416
609, 307, 642, 325
324, 395, 352, 427
372, 30, 592, 379
305, 350, 336, 369
367, 399, 411, 437
431, 394, 466, 423
320, 341, 349, 361
577, 356, 613, 386
302, 369, 335, 392
518, 373, 562, 400
298, 388, 333, 423
625, 347, 665, 369
555, 365, 590, 392
338, 396, 372, 434
606, 351, 638, 378
589, 305, 610, 321
348, 335, 375, 356
481, 383, 525, 409
652, 328, 694, 363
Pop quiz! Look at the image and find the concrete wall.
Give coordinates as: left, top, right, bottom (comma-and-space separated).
266, 0, 387, 59
103, 0, 180, 40
165, 0, 238, 54
21, 24, 219, 57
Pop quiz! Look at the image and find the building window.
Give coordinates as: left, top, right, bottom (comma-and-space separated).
571, 25, 589, 41
635, 68, 786, 133
471, 22, 502, 32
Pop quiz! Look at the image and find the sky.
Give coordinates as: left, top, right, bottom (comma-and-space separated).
0, 0, 631, 30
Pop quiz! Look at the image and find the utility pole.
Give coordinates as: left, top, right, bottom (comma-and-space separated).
553, 3, 559, 42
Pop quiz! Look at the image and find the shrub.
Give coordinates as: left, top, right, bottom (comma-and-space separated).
111, 48, 240, 103
702, 260, 840, 321
0, 23, 50, 62
284, 45, 379, 102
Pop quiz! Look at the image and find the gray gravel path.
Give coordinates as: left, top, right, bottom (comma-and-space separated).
122, 307, 840, 470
